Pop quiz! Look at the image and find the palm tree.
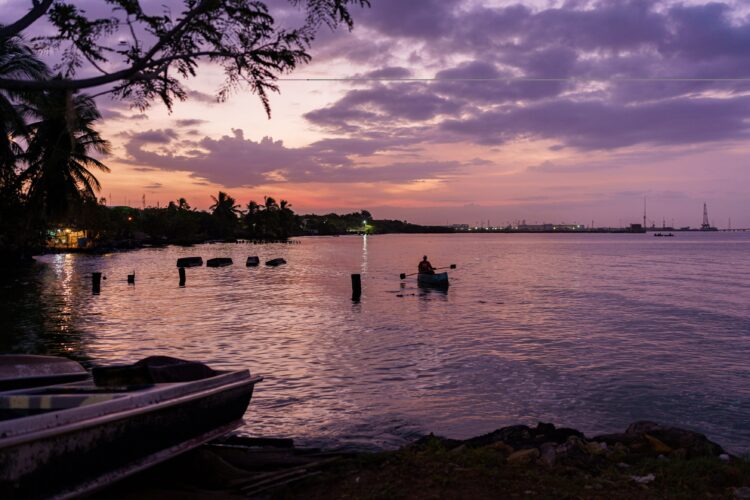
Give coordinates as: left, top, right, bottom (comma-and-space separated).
209, 191, 241, 238
0, 36, 47, 192
22, 89, 110, 221
210, 192, 241, 219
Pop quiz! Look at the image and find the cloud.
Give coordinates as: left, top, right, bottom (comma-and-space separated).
122, 128, 466, 187
175, 119, 208, 127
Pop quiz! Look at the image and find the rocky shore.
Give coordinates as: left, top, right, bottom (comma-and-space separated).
104, 421, 750, 499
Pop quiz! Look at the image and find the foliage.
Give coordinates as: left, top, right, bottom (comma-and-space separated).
21, 90, 111, 220
0, 0, 370, 113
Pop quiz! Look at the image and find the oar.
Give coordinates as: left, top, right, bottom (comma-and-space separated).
400, 264, 456, 279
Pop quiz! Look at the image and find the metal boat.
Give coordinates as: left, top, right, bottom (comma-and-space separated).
0, 356, 261, 499
417, 272, 449, 287
0, 355, 89, 392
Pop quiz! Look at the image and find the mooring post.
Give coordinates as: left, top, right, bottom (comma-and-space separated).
179, 267, 186, 287
92, 272, 102, 294
351, 273, 361, 301
127, 272, 135, 284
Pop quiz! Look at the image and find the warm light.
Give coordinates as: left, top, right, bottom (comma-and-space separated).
64, 228, 71, 233
127, 216, 133, 221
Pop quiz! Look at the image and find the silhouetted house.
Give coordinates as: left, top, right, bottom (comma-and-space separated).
47, 227, 90, 249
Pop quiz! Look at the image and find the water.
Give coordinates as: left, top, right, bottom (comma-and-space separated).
2, 233, 749, 452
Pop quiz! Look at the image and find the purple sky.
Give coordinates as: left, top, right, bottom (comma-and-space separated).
3, 0, 750, 227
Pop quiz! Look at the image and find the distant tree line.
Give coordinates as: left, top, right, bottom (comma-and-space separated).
57, 198, 453, 249
0, 0, 368, 264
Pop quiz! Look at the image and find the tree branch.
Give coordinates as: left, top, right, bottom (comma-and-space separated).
0, 0, 55, 39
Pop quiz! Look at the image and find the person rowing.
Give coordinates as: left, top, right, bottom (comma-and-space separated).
418, 255, 435, 275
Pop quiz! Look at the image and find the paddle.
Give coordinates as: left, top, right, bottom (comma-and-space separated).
400, 264, 456, 280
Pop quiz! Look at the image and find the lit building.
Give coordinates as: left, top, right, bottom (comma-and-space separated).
47, 228, 90, 249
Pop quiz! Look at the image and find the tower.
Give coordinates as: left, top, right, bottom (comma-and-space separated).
643, 196, 647, 228
701, 202, 712, 231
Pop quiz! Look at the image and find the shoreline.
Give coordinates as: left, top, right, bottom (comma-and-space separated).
103, 420, 750, 498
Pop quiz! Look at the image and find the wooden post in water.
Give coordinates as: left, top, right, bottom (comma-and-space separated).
92, 272, 102, 294
127, 272, 135, 284
351, 273, 361, 301
179, 267, 186, 287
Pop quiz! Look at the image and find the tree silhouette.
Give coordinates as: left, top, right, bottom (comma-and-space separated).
22, 89, 111, 221
0, 1, 370, 113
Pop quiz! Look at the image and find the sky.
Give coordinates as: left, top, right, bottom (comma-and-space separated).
3, 0, 750, 227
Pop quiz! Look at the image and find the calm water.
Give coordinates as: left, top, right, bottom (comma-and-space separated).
2, 233, 750, 452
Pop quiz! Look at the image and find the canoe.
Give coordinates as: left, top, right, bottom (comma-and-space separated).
206, 257, 233, 267
246, 256, 260, 267
417, 272, 449, 287
176, 257, 203, 267
0, 356, 261, 499
265, 258, 286, 267
0, 355, 89, 392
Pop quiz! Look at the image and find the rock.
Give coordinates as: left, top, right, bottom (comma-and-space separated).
733, 486, 750, 499
585, 441, 607, 456
507, 448, 540, 465
644, 434, 673, 454
410, 433, 463, 451
720, 454, 730, 462
465, 425, 532, 449
539, 442, 557, 466
488, 441, 515, 457
631, 473, 656, 484
464, 422, 583, 450
595, 421, 725, 459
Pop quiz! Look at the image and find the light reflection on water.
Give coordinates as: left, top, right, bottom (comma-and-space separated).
2, 233, 750, 452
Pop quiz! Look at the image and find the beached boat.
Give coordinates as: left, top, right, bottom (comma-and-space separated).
206, 257, 233, 267
0, 355, 89, 392
417, 272, 449, 287
176, 256, 203, 267
0, 356, 261, 499
246, 256, 260, 267
265, 258, 286, 267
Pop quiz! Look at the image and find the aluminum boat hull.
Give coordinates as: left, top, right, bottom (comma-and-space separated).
0, 367, 260, 499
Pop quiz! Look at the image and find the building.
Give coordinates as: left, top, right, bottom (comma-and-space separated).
47, 227, 90, 249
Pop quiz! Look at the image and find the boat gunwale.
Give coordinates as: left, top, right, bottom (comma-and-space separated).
0, 371, 262, 446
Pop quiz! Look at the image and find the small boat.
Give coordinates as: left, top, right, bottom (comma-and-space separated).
0, 355, 89, 391
265, 258, 286, 267
206, 257, 233, 267
0, 356, 261, 499
176, 256, 203, 267
417, 272, 449, 287
246, 256, 260, 267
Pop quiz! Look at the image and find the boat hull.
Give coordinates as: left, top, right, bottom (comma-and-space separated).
0, 371, 260, 499
417, 272, 449, 287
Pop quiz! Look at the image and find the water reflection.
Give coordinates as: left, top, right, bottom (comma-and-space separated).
3, 233, 750, 452
0, 260, 89, 361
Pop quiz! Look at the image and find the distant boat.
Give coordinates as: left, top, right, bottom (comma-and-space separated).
265, 258, 286, 267
417, 272, 450, 288
206, 257, 233, 267
246, 256, 260, 267
0, 355, 261, 499
176, 256, 203, 267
